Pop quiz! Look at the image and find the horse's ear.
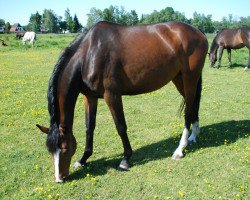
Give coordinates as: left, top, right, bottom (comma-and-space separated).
36, 124, 49, 134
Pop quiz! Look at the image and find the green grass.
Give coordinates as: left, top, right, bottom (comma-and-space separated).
0, 33, 249, 200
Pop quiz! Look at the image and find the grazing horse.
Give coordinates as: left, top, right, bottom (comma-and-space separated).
22, 31, 36, 47
209, 27, 250, 70
36, 21, 208, 182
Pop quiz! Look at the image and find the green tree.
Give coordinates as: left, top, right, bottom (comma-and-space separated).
72, 14, 82, 33
5, 22, 11, 32
127, 10, 139, 25
29, 11, 42, 32
42, 9, 59, 33
238, 16, 250, 27
173, 11, 189, 23
65, 8, 74, 32
221, 14, 240, 28
191, 12, 215, 33
86, 6, 139, 27
141, 7, 187, 24
59, 20, 67, 32
86, 7, 103, 28
0, 19, 5, 26
102, 6, 116, 22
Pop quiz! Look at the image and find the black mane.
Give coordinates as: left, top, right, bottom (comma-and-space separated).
46, 33, 85, 153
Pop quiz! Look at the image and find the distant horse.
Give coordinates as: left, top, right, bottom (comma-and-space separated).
22, 31, 36, 47
36, 21, 208, 182
209, 27, 250, 70
16, 31, 25, 40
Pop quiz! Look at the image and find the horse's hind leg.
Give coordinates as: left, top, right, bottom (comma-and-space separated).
73, 95, 98, 168
187, 76, 202, 143
244, 49, 250, 71
104, 91, 132, 170
172, 74, 201, 159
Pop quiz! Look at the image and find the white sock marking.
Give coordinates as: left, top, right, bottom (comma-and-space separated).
188, 121, 200, 143
172, 128, 189, 159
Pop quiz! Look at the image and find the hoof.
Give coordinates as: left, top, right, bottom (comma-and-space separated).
72, 161, 82, 169
172, 152, 184, 160
118, 159, 130, 171
188, 138, 197, 143
55, 178, 64, 183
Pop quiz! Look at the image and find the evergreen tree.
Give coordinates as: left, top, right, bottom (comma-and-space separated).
73, 14, 81, 33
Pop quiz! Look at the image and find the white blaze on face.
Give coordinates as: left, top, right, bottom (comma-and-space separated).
54, 149, 63, 182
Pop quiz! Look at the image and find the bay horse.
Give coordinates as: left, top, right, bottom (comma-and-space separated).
209, 27, 250, 70
36, 21, 208, 182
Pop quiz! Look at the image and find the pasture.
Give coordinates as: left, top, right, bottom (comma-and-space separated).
0, 33, 249, 199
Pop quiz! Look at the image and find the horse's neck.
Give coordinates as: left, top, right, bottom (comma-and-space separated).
210, 39, 219, 55
58, 66, 81, 129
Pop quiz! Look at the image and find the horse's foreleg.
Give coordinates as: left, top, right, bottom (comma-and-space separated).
104, 91, 132, 170
73, 95, 98, 168
227, 48, 232, 67
218, 47, 224, 68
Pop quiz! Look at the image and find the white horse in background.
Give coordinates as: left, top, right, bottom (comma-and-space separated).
22, 32, 36, 47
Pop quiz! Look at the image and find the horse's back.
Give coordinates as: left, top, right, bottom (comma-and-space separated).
216, 28, 250, 48
81, 21, 207, 95
23, 31, 36, 40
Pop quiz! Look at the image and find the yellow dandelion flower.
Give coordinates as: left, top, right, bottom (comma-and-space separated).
178, 191, 184, 197
239, 185, 245, 191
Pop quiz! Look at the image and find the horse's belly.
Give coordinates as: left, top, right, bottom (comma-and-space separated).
121, 63, 179, 95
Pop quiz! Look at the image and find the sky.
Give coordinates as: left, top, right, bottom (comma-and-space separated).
0, 0, 249, 26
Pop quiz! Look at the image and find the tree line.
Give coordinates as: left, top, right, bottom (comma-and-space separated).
87, 6, 250, 33
0, 6, 249, 34
27, 8, 82, 33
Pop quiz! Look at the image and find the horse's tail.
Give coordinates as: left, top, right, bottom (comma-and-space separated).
178, 75, 202, 118
193, 75, 202, 121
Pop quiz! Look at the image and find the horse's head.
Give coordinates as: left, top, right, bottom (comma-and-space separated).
208, 52, 217, 67
36, 123, 77, 182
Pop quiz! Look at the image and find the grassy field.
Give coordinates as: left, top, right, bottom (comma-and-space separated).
0, 33, 249, 200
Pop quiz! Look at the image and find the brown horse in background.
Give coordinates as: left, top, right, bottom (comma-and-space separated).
16, 31, 25, 40
36, 21, 208, 182
209, 27, 250, 70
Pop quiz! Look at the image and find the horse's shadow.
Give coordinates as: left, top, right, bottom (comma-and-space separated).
68, 120, 249, 181
214, 63, 246, 69
230, 63, 246, 68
